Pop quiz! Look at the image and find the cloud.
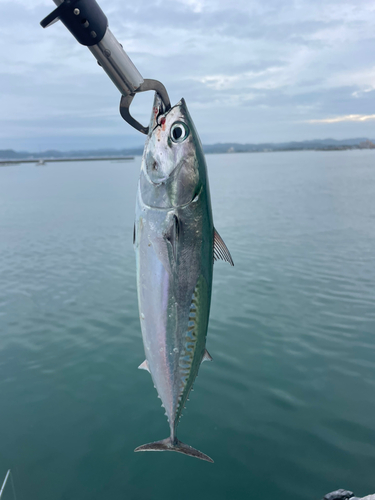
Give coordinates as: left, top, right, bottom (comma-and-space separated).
1, 0, 375, 149
307, 114, 375, 124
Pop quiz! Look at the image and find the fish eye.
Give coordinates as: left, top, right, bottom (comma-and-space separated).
170, 122, 189, 143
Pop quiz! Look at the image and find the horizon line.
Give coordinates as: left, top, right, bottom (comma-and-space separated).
1, 137, 374, 154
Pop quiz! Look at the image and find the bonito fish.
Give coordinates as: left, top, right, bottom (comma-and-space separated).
134, 94, 233, 463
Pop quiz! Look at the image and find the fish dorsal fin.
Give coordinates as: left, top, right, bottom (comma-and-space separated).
202, 349, 213, 362
213, 228, 234, 266
138, 360, 151, 373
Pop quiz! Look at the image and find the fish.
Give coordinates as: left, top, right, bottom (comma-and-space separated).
133, 93, 233, 463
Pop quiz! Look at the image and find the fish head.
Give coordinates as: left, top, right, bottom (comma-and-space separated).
140, 95, 206, 209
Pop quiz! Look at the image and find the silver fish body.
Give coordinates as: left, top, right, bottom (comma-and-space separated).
134, 95, 233, 463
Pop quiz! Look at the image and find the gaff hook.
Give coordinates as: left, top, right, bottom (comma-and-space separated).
41, 0, 170, 134
120, 80, 171, 135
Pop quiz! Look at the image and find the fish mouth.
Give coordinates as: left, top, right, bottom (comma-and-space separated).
144, 158, 169, 185
143, 155, 184, 187
149, 99, 186, 135
141, 153, 201, 209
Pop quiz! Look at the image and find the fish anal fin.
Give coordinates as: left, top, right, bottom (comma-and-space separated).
213, 228, 234, 266
138, 360, 151, 373
135, 437, 213, 463
202, 349, 213, 362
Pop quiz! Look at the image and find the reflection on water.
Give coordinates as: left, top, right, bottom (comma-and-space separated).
0, 151, 375, 500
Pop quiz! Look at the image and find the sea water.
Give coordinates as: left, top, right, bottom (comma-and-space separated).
0, 150, 375, 500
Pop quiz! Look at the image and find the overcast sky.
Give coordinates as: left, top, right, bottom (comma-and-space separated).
1, 0, 375, 151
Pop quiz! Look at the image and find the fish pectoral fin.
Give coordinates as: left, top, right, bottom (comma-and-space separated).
213, 228, 234, 266
138, 360, 151, 373
202, 349, 213, 362
164, 214, 180, 262
135, 437, 213, 463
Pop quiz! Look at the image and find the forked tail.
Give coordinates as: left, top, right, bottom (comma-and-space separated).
134, 437, 213, 463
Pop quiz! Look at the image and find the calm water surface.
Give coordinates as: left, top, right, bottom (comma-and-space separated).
0, 151, 375, 500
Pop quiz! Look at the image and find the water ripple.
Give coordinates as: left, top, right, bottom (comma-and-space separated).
1, 154, 375, 500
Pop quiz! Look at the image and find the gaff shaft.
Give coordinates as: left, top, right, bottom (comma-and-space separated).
41, 0, 170, 133
42, 0, 144, 96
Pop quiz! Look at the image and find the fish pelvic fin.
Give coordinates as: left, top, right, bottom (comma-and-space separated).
134, 437, 213, 463
202, 349, 213, 362
138, 360, 150, 373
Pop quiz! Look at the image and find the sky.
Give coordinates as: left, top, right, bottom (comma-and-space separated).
1, 0, 375, 151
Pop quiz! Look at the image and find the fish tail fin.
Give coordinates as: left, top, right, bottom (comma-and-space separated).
134, 437, 213, 463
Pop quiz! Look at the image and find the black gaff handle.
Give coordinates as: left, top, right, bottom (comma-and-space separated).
41, 0, 107, 46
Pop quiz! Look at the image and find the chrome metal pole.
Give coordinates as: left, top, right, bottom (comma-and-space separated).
51, 0, 144, 96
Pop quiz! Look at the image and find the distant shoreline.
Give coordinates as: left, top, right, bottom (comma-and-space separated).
0, 156, 134, 166
1, 138, 375, 164
0, 148, 373, 167
1, 148, 374, 166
